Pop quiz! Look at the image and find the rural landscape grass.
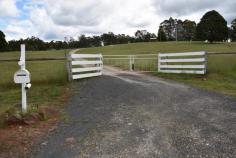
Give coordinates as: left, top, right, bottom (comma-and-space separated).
79, 41, 236, 96
0, 50, 69, 116
79, 41, 236, 54
0, 41, 236, 117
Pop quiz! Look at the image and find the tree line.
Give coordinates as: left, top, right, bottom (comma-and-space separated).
0, 10, 236, 52
158, 10, 236, 43
0, 32, 142, 52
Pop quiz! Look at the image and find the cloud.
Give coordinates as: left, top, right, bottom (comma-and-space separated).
152, 0, 220, 16
45, 0, 111, 26
152, 0, 236, 22
4, 20, 35, 40
8, 0, 159, 40
0, 0, 19, 17
2, 0, 236, 41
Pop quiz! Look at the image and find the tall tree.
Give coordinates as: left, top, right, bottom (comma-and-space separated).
196, 10, 228, 43
157, 26, 167, 41
176, 19, 185, 41
101, 32, 117, 45
230, 18, 236, 41
159, 18, 175, 41
78, 35, 90, 48
0, 30, 7, 51
135, 30, 146, 41
158, 18, 186, 41
183, 20, 196, 41
90, 36, 102, 47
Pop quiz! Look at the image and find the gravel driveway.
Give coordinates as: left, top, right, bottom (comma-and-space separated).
30, 66, 236, 158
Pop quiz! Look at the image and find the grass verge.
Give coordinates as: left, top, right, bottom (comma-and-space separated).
0, 50, 70, 124
154, 54, 236, 96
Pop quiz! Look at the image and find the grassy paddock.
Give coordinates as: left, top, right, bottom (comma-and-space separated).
0, 49, 69, 59
79, 41, 236, 54
79, 42, 236, 96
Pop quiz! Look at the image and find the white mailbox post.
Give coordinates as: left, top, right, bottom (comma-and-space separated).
14, 44, 31, 113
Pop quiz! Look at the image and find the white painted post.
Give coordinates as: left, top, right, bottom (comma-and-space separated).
20, 44, 27, 113
132, 55, 135, 71
66, 53, 73, 81
158, 54, 161, 72
100, 54, 103, 74
204, 51, 208, 74
129, 55, 132, 71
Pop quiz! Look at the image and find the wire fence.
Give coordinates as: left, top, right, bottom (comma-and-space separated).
103, 54, 158, 72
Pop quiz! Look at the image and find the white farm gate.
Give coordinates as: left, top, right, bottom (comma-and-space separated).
103, 54, 158, 72
67, 53, 103, 81
158, 51, 207, 74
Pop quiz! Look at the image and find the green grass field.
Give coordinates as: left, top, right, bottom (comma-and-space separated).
0, 50, 70, 115
79, 41, 236, 96
0, 42, 236, 116
79, 41, 236, 54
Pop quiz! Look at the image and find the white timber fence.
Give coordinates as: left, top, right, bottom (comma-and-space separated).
158, 51, 207, 74
66, 53, 103, 81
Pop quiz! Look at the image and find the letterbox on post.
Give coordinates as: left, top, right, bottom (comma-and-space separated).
14, 69, 30, 84
13, 44, 31, 113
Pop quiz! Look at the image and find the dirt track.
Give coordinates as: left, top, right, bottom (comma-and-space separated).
30, 66, 236, 158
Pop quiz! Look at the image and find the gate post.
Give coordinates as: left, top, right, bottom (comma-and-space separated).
129, 55, 135, 71
158, 54, 161, 72
204, 51, 208, 74
66, 53, 72, 81
132, 55, 135, 71
129, 55, 132, 71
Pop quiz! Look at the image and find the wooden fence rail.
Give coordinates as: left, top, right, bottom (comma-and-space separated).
67, 53, 103, 81
158, 51, 207, 75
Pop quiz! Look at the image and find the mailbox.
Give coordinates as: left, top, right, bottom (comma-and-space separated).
14, 69, 30, 84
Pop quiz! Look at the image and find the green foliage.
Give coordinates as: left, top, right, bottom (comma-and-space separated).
158, 18, 196, 41
230, 19, 236, 41
134, 30, 155, 42
196, 10, 228, 42
182, 20, 196, 41
157, 26, 167, 41
0, 31, 7, 51
101, 32, 117, 45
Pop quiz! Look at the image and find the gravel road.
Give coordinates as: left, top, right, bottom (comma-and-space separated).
30, 66, 236, 158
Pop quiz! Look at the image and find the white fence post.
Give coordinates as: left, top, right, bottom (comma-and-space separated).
129, 55, 132, 71
14, 44, 31, 113
132, 55, 135, 71
204, 51, 208, 74
66, 53, 73, 81
158, 54, 161, 72
21, 45, 27, 113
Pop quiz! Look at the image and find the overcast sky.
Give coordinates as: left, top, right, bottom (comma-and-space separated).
0, 0, 235, 41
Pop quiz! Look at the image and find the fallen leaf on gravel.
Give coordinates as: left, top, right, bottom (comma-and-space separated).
65, 137, 76, 148
128, 123, 132, 126
41, 141, 48, 146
